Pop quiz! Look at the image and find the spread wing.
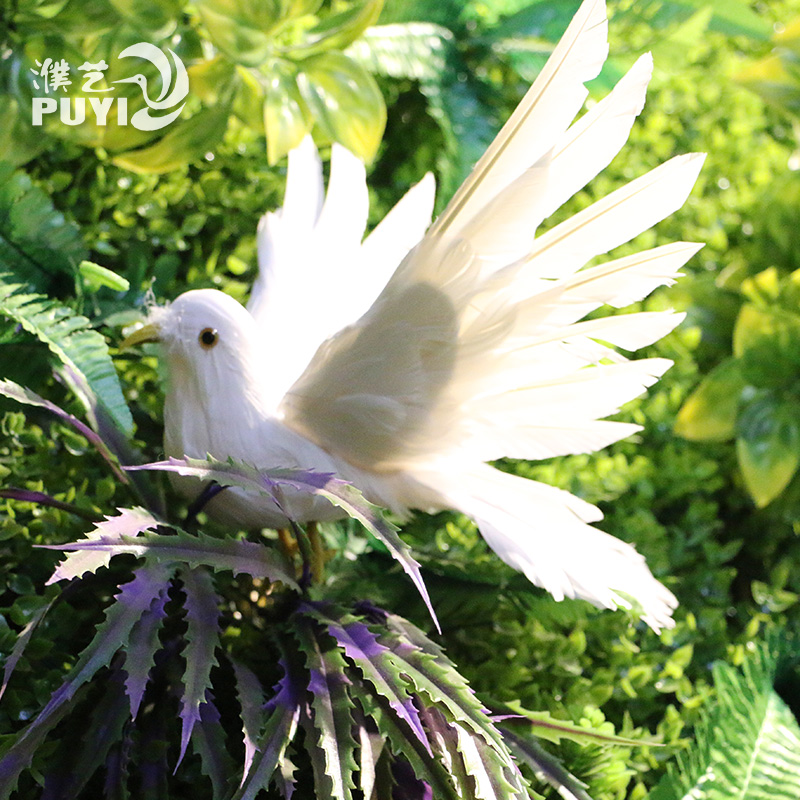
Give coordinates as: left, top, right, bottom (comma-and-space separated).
247, 136, 435, 410
279, 0, 704, 472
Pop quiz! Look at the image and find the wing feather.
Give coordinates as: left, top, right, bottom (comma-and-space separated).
279, 0, 703, 473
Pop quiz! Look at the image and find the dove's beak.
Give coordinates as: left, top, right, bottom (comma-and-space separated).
120, 322, 160, 349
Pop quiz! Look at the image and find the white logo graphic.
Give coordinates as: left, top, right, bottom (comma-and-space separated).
30, 44, 189, 132
114, 43, 188, 131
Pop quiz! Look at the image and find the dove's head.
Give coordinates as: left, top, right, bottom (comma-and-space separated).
123, 289, 268, 457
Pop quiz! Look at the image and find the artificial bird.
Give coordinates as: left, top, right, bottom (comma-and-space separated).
124, 0, 704, 631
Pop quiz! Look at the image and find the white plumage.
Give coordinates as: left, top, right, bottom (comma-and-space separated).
131, 0, 704, 631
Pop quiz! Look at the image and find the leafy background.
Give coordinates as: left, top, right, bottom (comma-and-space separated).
3, 0, 800, 797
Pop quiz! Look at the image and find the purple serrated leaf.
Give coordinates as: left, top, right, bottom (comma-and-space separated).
130, 457, 439, 630
301, 605, 431, 755
231, 660, 266, 781
500, 727, 593, 800
176, 566, 221, 767
192, 693, 234, 800
40, 528, 299, 591
42, 507, 160, 585
124, 584, 169, 718
0, 562, 173, 795
234, 661, 303, 800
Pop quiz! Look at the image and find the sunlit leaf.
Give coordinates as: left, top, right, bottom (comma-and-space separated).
45, 506, 159, 584
292, 0, 384, 57
297, 52, 385, 163
40, 526, 300, 590
193, 0, 284, 67
79, 260, 131, 293
652, 636, 800, 800
263, 62, 311, 164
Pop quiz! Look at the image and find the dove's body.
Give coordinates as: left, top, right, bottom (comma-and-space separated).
140, 0, 704, 631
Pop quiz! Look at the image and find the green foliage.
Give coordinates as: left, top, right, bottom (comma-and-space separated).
677, 264, 800, 507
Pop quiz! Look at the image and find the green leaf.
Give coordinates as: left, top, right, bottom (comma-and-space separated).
297, 52, 386, 163
675, 358, 747, 442
346, 21, 450, 82
733, 304, 800, 388
78, 260, 130, 293
193, 0, 285, 67
263, 62, 311, 165
291, 0, 384, 57
675, 0, 772, 40
0, 278, 134, 435
652, 637, 800, 800
112, 107, 230, 174
0, 378, 127, 483
0, 163, 86, 291
497, 702, 650, 748
107, 0, 181, 37
736, 391, 800, 507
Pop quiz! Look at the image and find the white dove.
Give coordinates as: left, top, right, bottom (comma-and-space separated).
124, 0, 704, 631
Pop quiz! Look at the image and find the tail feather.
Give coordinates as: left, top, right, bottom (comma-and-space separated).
416, 464, 677, 631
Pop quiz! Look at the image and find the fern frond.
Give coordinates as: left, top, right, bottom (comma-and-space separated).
0, 163, 85, 291
652, 637, 800, 800
0, 277, 133, 435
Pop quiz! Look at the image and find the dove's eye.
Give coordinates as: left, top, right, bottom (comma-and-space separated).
198, 328, 219, 349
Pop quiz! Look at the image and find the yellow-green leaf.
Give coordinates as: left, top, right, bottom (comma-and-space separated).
736, 391, 800, 507
290, 0, 384, 58
263, 63, 310, 164
297, 52, 385, 162
675, 358, 747, 442
108, 0, 181, 37
112, 107, 229, 174
194, 0, 284, 67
